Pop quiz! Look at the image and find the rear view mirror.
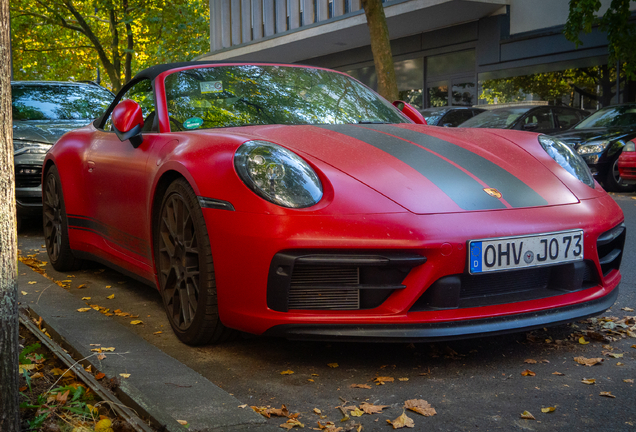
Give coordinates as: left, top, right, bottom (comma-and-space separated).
112, 99, 144, 147
393, 100, 427, 125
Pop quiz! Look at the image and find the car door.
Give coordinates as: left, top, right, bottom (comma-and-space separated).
553, 107, 585, 131
83, 79, 165, 267
516, 107, 558, 134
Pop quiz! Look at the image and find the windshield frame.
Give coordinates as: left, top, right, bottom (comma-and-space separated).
153, 64, 410, 132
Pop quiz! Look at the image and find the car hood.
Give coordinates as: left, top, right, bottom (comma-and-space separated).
551, 127, 636, 146
13, 120, 92, 144
238, 124, 580, 214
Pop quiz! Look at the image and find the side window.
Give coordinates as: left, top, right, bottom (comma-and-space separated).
104, 79, 155, 131
554, 108, 581, 130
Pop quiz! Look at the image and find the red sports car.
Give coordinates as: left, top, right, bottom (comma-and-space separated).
618, 139, 636, 184
43, 62, 625, 345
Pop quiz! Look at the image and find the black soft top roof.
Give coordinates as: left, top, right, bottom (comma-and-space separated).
132, 61, 302, 81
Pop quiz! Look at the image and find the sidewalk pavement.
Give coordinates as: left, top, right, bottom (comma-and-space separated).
17, 261, 278, 432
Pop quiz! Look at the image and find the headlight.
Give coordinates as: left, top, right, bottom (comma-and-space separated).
623, 141, 635, 152
539, 135, 594, 188
13, 140, 52, 155
576, 140, 610, 155
234, 140, 323, 208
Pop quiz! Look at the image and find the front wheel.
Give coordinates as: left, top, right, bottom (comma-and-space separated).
155, 179, 234, 345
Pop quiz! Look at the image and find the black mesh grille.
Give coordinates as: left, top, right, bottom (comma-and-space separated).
288, 265, 360, 310
15, 165, 42, 188
460, 267, 550, 298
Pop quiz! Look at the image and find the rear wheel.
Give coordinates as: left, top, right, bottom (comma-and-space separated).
43, 165, 83, 271
155, 179, 234, 345
604, 157, 636, 192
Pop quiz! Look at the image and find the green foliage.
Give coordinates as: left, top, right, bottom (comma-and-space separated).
11, 0, 210, 91
19, 342, 41, 364
564, 0, 636, 79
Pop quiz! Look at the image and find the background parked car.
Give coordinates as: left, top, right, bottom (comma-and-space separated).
12, 81, 114, 230
419, 106, 485, 127
550, 103, 636, 192
459, 104, 588, 134
618, 139, 636, 185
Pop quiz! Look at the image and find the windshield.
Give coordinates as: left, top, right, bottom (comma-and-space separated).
419, 108, 448, 125
459, 107, 529, 129
163, 65, 408, 130
12, 84, 114, 121
575, 105, 636, 129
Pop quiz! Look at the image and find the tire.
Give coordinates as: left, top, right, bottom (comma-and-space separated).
155, 179, 235, 345
604, 157, 636, 192
43, 165, 83, 271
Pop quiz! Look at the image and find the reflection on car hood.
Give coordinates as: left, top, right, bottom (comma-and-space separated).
240, 124, 580, 214
551, 127, 636, 146
13, 120, 93, 144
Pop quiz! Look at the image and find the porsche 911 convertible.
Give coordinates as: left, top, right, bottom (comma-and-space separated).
43, 62, 625, 345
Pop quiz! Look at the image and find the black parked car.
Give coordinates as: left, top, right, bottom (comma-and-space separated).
419, 106, 486, 127
459, 105, 588, 134
13, 81, 114, 229
551, 103, 636, 192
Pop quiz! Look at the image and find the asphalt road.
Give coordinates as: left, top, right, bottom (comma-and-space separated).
18, 193, 636, 431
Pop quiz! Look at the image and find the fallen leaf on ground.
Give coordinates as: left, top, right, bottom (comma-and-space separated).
31, 372, 44, 379
313, 408, 321, 414
252, 406, 270, 418
600, 391, 616, 398
119, 373, 130, 378
521, 369, 536, 377
101, 347, 115, 352
280, 418, 304, 430
387, 411, 414, 429
541, 407, 556, 413
524, 359, 537, 364
95, 372, 106, 380
552, 372, 565, 376
130, 320, 143, 325
579, 337, 590, 345
97, 354, 106, 360
153, 331, 163, 335
520, 411, 535, 420
350, 383, 371, 389
77, 284, 87, 289
177, 420, 188, 426
280, 370, 294, 375
582, 378, 596, 385
238, 404, 247, 408
81, 297, 91, 300
398, 377, 409, 381
327, 363, 339, 368
77, 308, 92, 312
21, 291, 28, 295
28, 281, 37, 285
349, 408, 364, 417
404, 399, 436, 416
622, 307, 634, 312
19, 364, 39, 374
105, 286, 112, 288
269, 405, 290, 417
50, 367, 65, 375
95, 419, 112, 432
374, 376, 394, 385
574, 356, 603, 366
107, 294, 115, 299
360, 402, 389, 414
56, 389, 70, 404
624, 379, 634, 383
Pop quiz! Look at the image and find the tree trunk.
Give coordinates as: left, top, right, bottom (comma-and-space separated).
0, 0, 20, 429
361, 0, 398, 102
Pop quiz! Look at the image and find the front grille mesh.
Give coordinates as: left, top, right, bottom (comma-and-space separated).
15, 165, 42, 188
460, 267, 550, 298
288, 265, 360, 310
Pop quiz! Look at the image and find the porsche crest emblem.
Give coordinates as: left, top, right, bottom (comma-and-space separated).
483, 188, 502, 199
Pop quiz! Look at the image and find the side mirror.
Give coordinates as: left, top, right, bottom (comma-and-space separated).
112, 99, 144, 147
522, 122, 538, 131
392, 100, 427, 125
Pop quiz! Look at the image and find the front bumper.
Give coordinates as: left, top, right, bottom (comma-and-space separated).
15, 153, 45, 218
203, 193, 624, 339
264, 286, 618, 342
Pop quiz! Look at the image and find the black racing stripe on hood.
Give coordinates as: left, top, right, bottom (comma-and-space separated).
317, 124, 506, 211
365, 125, 548, 209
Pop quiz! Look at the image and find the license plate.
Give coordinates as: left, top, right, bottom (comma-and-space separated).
468, 230, 583, 274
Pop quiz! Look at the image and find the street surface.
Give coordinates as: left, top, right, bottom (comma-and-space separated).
18, 193, 636, 431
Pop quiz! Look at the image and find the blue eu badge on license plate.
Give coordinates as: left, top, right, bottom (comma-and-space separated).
470, 241, 482, 273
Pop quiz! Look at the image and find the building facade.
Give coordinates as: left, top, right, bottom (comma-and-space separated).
199, 0, 636, 109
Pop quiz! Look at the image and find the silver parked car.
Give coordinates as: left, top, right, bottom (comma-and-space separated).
12, 81, 114, 230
